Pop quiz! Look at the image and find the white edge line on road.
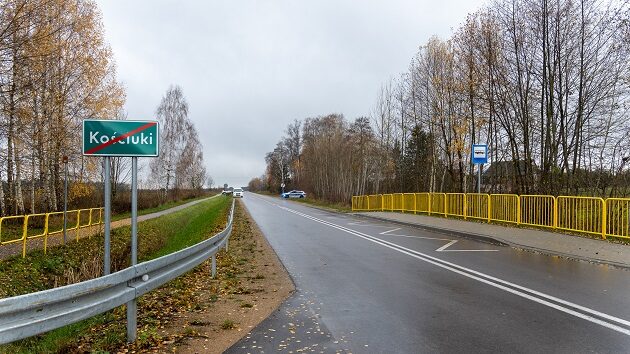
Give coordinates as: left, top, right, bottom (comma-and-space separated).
262, 198, 630, 336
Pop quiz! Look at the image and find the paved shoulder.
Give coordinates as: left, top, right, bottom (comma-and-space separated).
356, 211, 630, 268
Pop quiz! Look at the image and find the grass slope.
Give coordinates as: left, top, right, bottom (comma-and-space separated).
0, 196, 232, 353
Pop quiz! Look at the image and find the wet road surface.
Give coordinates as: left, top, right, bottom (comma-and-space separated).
227, 193, 630, 353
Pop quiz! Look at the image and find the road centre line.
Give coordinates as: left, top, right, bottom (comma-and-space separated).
257, 197, 630, 336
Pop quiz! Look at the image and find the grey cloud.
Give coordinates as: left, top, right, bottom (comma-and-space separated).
100, 0, 484, 187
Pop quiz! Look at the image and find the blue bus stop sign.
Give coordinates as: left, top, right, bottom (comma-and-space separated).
472, 144, 488, 164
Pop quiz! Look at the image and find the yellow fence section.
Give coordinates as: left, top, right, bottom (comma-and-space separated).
490, 194, 519, 224
352, 195, 369, 211
403, 193, 416, 213
606, 198, 630, 239
444, 193, 464, 219
368, 194, 382, 211
0, 207, 104, 258
556, 196, 605, 238
520, 195, 555, 229
351, 192, 630, 240
383, 194, 393, 211
392, 193, 404, 212
467, 193, 489, 221
415, 193, 430, 213
430, 193, 446, 216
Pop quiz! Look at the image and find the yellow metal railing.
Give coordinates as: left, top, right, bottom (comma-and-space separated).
490, 194, 519, 224
392, 193, 404, 212
606, 198, 630, 239
351, 192, 630, 240
0, 207, 104, 258
430, 193, 447, 216
416, 193, 430, 213
520, 195, 555, 229
556, 196, 605, 238
467, 193, 489, 221
368, 194, 382, 211
403, 193, 416, 213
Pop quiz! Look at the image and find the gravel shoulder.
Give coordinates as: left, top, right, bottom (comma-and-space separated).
131, 199, 295, 353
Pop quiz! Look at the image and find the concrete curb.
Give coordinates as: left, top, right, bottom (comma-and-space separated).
352, 213, 630, 271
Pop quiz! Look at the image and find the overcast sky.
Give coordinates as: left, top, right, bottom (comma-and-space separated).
99, 0, 486, 188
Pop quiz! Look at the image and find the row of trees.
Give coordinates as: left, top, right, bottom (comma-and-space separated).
256, 0, 630, 202
0, 1, 209, 216
0, 0, 125, 215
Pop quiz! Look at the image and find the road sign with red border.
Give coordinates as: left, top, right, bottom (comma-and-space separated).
82, 119, 159, 157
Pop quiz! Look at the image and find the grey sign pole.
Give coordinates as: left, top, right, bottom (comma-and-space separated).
127, 157, 138, 342
104, 157, 111, 275
477, 164, 482, 194
63, 156, 68, 244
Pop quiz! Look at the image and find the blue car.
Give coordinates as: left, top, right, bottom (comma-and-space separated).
281, 190, 306, 199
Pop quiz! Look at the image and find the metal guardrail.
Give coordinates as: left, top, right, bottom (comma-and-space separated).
352, 192, 629, 240
0, 207, 104, 257
0, 200, 235, 344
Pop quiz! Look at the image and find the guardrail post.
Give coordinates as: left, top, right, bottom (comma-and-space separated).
367, 196, 370, 211
126, 299, 137, 342
211, 254, 217, 278
428, 193, 432, 215
381, 194, 384, 212
517, 197, 521, 225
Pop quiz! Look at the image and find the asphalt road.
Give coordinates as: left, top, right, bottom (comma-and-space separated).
227, 193, 630, 353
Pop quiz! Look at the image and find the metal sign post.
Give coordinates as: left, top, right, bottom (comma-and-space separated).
62, 156, 68, 244
82, 119, 159, 344
472, 144, 488, 194
126, 157, 138, 341
103, 157, 111, 275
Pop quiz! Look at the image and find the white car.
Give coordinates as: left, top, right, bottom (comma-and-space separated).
281, 190, 306, 198
233, 188, 244, 198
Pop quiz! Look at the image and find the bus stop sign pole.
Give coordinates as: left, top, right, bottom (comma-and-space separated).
472, 144, 488, 194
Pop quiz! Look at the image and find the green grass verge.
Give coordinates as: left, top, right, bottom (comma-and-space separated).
0, 195, 232, 353
284, 196, 352, 212
0, 194, 215, 242
111, 193, 215, 221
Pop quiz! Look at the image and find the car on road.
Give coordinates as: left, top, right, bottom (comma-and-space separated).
221, 189, 232, 195
233, 188, 244, 198
281, 190, 306, 198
